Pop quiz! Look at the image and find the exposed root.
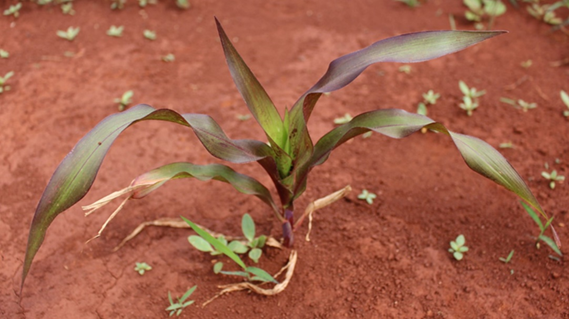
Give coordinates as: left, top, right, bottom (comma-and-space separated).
202, 250, 298, 307
113, 218, 282, 252
292, 185, 352, 242
85, 195, 132, 245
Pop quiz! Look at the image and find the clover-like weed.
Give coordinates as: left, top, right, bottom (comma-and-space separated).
23, 19, 559, 294
499, 250, 514, 263
449, 234, 469, 260
459, 96, 479, 116
115, 90, 133, 111
134, 262, 152, 275
144, 30, 156, 40
527, 3, 564, 25
107, 25, 124, 37
357, 189, 377, 205
57, 27, 80, 41
3, 2, 22, 18
166, 285, 196, 317
0, 71, 14, 94
521, 202, 562, 256
541, 170, 564, 189
561, 90, 569, 117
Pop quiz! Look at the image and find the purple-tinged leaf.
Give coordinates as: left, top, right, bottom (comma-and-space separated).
215, 18, 286, 149
126, 162, 279, 216
287, 30, 505, 180
22, 104, 272, 290
297, 109, 546, 222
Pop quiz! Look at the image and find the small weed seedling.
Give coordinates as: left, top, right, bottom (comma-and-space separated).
139, 0, 157, 7
115, 90, 133, 111
395, 0, 421, 7
527, 2, 564, 25
333, 113, 353, 124
458, 80, 485, 116
398, 65, 412, 74
463, 0, 506, 29
134, 262, 152, 275
499, 250, 514, 263
61, 2, 75, 15
499, 142, 514, 149
449, 234, 469, 260
520, 59, 532, 68
166, 285, 196, 317
357, 189, 377, 205
422, 90, 440, 105
0, 71, 14, 93
107, 25, 124, 37
189, 213, 267, 268
521, 202, 562, 256
459, 80, 486, 100
144, 30, 156, 40
111, 0, 126, 10
459, 96, 479, 116
23, 20, 559, 295
500, 97, 537, 112
236, 114, 251, 121
185, 217, 277, 283
0, 49, 9, 59
162, 53, 175, 62
57, 27, 80, 41
176, 0, 190, 9
561, 90, 569, 117
541, 170, 564, 189
3, 3, 22, 18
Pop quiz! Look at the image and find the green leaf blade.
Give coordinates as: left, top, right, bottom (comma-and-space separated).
181, 217, 247, 269
246, 266, 278, 284
215, 18, 285, 148
241, 213, 255, 242
22, 105, 273, 290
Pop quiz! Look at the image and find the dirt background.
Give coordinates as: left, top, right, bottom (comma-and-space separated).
1, 0, 568, 318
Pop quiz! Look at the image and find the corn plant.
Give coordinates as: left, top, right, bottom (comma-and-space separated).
22, 19, 559, 291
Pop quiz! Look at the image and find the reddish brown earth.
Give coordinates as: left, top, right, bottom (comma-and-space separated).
1, 1, 568, 318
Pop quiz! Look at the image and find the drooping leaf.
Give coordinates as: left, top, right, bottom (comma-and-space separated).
182, 217, 247, 269
22, 104, 272, 289
286, 30, 505, 185
296, 109, 546, 224
241, 213, 255, 242
215, 18, 286, 148
539, 235, 562, 256
129, 162, 279, 216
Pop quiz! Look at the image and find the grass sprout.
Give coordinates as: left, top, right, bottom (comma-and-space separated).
521, 202, 562, 256
499, 250, 514, 263
166, 286, 196, 317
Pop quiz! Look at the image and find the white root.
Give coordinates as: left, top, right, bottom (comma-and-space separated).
201, 250, 298, 307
